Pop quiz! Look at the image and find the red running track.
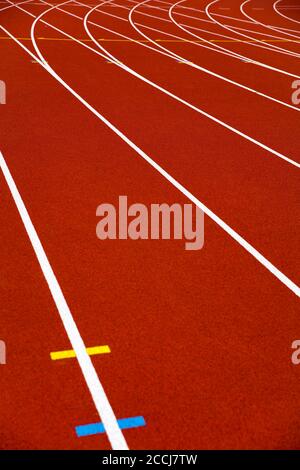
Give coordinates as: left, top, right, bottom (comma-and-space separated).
0, 0, 299, 450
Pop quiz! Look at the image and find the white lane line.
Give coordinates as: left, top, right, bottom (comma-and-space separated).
151, 0, 255, 22
238, 0, 300, 54
205, 0, 300, 60
48, 0, 240, 61
84, 3, 300, 168
2, 5, 299, 297
169, 0, 300, 80
242, 0, 300, 41
150, 0, 300, 33
85, 0, 296, 52
125, 0, 300, 112
9, 4, 300, 296
155, 1, 296, 44
0, 0, 33, 12
9, 0, 300, 167
274, 0, 300, 28
41, 0, 293, 113
0, 152, 128, 450
80, 0, 300, 70
79, 0, 246, 61
98, 0, 250, 61
80, 0, 300, 68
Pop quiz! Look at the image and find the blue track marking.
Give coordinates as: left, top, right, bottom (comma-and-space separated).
76, 416, 146, 437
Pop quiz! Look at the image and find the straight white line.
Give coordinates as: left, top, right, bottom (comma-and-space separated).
0, 152, 128, 449
0, 144, 127, 451
2, 16, 298, 296
0, 0, 33, 12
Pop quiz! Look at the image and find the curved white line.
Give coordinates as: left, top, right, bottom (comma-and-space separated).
169, 0, 250, 61
32, 0, 300, 113
170, 5, 298, 43
2, 3, 299, 298
126, 0, 300, 112
33, 0, 248, 71
141, 0, 300, 33
78, 0, 300, 74
274, 0, 300, 27
78, 0, 244, 61
128, 0, 241, 53
94, 0, 247, 60
7, 0, 300, 167
131, 0, 254, 23
169, 0, 300, 80
206, 0, 300, 60
137, 0, 300, 45
241, 0, 300, 41
83, 3, 300, 167
3, 13, 297, 299
82, 0, 274, 56
126, 0, 285, 37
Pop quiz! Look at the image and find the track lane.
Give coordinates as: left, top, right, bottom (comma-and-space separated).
82, 0, 300, 73
211, 0, 300, 58
274, 0, 300, 27
1, 25, 300, 449
0, 0, 300, 450
169, 0, 300, 76
124, 0, 300, 112
2, 1, 300, 280
241, 1, 300, 43
6, 0, 300, 171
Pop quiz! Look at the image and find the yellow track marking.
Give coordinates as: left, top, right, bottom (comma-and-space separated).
50, 345, 111, 360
